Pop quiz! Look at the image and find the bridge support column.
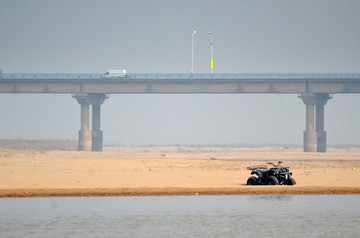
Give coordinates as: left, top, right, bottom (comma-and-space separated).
89, 94, 108, 151
75, 95, 92, 151
299, 93, 331, 152
315, 93, 332, 152
73, 93, 108, 151
300, 94, 317, 152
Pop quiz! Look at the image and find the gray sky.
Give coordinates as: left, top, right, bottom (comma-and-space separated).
0, 0, 360, 146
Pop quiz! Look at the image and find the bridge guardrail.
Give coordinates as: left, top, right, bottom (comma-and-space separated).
0, 73, 104, 79
1, 73, 360, 80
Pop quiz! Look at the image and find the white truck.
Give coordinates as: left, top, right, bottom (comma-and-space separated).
103, 69, 127, 78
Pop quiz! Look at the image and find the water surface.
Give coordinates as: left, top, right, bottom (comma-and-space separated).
0, 195, 359, 237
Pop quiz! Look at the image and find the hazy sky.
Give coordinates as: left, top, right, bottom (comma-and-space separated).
1, 0, 360, 146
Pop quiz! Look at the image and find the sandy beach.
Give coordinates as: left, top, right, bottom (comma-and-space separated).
1, 146, 360, 197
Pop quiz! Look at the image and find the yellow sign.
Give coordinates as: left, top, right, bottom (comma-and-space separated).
211, 59, 214, 69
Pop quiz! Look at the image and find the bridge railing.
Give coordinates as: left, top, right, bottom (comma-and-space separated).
127, 73, 360, 79
1, 72, 360, 79
0, 73, 104, 79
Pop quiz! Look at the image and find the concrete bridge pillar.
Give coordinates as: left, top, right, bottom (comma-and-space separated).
88, 94, 108, 151
315, 93, 332, 152
73, 93, 108, 151
74, 94, 92, 151
300, 94, 317, 152
299, 93, 331, 152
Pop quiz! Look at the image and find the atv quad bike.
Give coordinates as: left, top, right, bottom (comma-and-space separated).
246, 161, 296, 185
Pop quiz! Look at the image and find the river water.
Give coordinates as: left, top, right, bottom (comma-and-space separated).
0, 195, 359, 237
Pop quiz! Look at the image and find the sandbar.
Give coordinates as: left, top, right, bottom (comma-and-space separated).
1, 146, 359, 197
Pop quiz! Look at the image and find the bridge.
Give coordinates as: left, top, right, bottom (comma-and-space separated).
1, 72, 360, 152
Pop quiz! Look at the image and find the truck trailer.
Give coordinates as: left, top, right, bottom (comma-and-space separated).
103, 69, 127, 78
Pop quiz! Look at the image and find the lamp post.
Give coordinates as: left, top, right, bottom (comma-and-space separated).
191, 30, 197, 74
209, 31, 214, 74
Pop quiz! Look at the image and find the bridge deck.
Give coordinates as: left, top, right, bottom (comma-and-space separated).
1, 73, 360, 94
2, 72, 360, 80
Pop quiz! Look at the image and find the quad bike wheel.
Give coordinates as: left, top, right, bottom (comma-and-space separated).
246, 176, 257, 185
266, 176, 279, 185
287, 177, 296, 185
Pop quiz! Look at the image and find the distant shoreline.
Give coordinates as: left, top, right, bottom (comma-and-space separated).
1, 139, 360, 152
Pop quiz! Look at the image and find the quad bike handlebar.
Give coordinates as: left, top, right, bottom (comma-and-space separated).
266, 161, 283, 168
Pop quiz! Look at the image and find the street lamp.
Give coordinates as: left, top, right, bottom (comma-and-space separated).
191, 30, 197, 74
209, 31, 214, 74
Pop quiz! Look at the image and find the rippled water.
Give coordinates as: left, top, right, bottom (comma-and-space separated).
0, 195, 359, 237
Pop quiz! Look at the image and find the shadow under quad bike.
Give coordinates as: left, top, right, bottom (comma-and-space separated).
246, 161, 296, 185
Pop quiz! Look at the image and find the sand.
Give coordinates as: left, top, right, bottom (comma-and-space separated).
0, 146, 360, 197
